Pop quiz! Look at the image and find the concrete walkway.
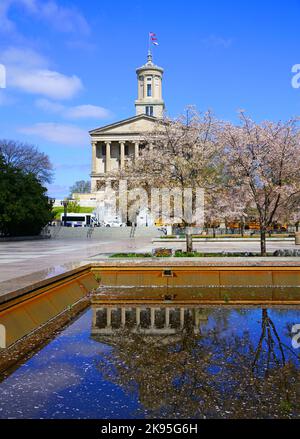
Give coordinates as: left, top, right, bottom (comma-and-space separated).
0, 237, 152, 283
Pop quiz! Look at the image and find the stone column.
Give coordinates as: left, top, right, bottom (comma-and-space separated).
134, 142, 139, 161
0, 324, 6, 349
165, 308, 170, 328
92, 141, 97, 173
92, 308, 97, 327
121, 308, 126, 326
105, 141, 111, 173
136, 308, 141, 326
180, 308, 185, 329
152, 76, 155, 99
91, 179, 97, 193
106, 308, 112, 328
150, 308, 155, 328
120, 141, 125, 169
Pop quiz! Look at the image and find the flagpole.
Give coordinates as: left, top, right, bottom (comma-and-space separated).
148, 32, 152, 59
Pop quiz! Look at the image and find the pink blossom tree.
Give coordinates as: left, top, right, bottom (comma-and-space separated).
221, 113, 300, 255
205, 186, 250, 238
120, 107, 223, 252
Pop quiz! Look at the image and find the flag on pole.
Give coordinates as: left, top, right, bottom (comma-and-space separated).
149, 32, 159, 46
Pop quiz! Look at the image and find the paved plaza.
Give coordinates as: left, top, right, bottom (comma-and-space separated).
0, 237, 152, 282
0, 237, 297, 273
0, 235, 299, 296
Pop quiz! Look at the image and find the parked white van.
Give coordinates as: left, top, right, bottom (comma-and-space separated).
60, 213, 98, 227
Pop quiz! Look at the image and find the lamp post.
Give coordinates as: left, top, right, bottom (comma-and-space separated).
61, 198, 69, 227
48, 197, 55, 228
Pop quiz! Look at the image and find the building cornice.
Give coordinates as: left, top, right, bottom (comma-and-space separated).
89, 114, 157, 136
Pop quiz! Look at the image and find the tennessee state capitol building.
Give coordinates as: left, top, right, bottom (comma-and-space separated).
88, 50, 165, 195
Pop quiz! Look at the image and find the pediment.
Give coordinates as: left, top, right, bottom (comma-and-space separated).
90, 115, 157, 136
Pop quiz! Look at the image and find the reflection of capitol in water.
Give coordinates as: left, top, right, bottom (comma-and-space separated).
91, 305, 209, 336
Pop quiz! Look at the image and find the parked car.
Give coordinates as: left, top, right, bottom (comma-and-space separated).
101, 220, 126, 228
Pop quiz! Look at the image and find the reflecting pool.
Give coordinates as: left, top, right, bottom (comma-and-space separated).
0, 305, 299, 419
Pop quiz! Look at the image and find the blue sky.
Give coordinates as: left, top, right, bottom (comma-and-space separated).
0, 0, 300, 198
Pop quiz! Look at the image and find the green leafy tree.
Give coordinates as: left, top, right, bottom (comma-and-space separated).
67, 197, 81, 213
0, 156, 54, 236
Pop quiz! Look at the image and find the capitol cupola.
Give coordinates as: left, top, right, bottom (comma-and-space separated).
135, 51, 165, 118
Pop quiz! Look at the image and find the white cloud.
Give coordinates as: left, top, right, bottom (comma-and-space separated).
0, 0, 90, 36
35, 98, 65, 113
19, 122, 89, 146
1, 46, 49, 68
10, 69, 83, 100
201, 35, 233, 49
35, 99, 112, 120
1, 47, 83, 100
65, 105, 111, 119
23, 0, 90, 35
0, 1, 16, 35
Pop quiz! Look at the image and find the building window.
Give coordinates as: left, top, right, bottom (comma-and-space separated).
146, 106, 153, 116
147, 84, 152, 97
125, 145, 129, 156
96, 180, 105, 191
101, 145, 106, 156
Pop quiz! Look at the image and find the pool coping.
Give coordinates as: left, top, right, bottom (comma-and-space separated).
1, 257, 300, 307
0, 264, 92, 307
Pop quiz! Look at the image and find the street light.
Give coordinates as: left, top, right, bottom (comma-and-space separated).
61, 198, 69, 227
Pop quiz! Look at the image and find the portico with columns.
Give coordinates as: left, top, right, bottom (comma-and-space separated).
89, 117, 154, 192
91, 305, 209, 337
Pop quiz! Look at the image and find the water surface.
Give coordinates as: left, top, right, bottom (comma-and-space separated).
0, 305, 299, 419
